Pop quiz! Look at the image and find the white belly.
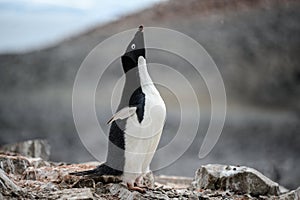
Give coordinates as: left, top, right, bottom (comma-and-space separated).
123, 86, 166, 177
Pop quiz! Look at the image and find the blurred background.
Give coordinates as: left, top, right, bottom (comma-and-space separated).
0, 0, 299, 189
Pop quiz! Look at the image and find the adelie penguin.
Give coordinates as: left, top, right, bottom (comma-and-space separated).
70, 25, 166, 193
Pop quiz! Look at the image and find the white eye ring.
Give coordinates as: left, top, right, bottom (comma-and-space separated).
131, 44, 136, 49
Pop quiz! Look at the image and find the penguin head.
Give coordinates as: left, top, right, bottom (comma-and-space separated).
121, 25, 145, 73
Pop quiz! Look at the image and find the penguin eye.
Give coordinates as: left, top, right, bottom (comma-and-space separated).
131, 44, 136, 49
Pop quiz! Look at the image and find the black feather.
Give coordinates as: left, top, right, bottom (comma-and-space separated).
70, 163, 122, 176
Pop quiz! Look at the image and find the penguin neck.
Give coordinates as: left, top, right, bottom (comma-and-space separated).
138, 60, 153, 88
119, 61, 154, 109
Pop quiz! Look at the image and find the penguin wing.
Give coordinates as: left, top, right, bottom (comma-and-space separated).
107, 107, 137, 125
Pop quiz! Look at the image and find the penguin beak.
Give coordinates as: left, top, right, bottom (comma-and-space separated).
121, 25, 145, 73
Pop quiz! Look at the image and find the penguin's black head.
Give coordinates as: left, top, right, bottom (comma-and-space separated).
121, 25, 145, 73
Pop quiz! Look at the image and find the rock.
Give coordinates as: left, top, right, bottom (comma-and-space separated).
0, 168, 23, 196
280, 185, 290, 194
0, 154, 30, 175
27, 157, 50, 168
140, 171, 155, 188
18, 179, 58, 193
72, 178, 95, 188
193, 164, 280, 196
279, 187, 300, 200
0, 154, 50, 176
49, 188, 95, 200
0, 139, 51, 160
0, 151, 299, 200
108, 183, 142, 200
155, 175, 193, 189
23, 165, 80, 186
40, 181, 59, 191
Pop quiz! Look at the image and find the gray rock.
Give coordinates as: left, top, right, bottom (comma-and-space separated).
279, 187, 300, 200
27, 157, 50, 168
141, 171, 155, 188
40, 182, 58, 191
72, 178, 95, 188
1, 151, 298, 200
0, 154, 30, 174
155, 175, 193, 189
108, 183, 142, 200
49, 188, 94, 200
0, 168, 23, 195
0, 154, 49, 176
193, 164, 280, 196
0, 139, 51, 160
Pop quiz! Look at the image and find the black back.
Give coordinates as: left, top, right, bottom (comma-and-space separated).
105, 25, 146, 174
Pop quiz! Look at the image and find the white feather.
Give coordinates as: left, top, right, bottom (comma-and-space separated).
107, 107, 137, 124
122, 57, 166, 184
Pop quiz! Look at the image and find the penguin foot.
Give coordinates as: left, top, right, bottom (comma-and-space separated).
134, 175, 145, 188
127, 183, 146, 193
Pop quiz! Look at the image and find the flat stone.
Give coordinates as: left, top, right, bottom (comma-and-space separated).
49, 188, 94, 200
155, 175, 193, 189
193, 164, 280, 196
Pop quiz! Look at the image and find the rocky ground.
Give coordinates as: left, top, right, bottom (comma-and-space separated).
0, 140, 299, 199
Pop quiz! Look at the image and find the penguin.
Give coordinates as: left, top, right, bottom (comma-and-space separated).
70, 25, 166, 193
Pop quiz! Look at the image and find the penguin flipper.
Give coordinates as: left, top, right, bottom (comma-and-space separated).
107, 106, 137, 124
